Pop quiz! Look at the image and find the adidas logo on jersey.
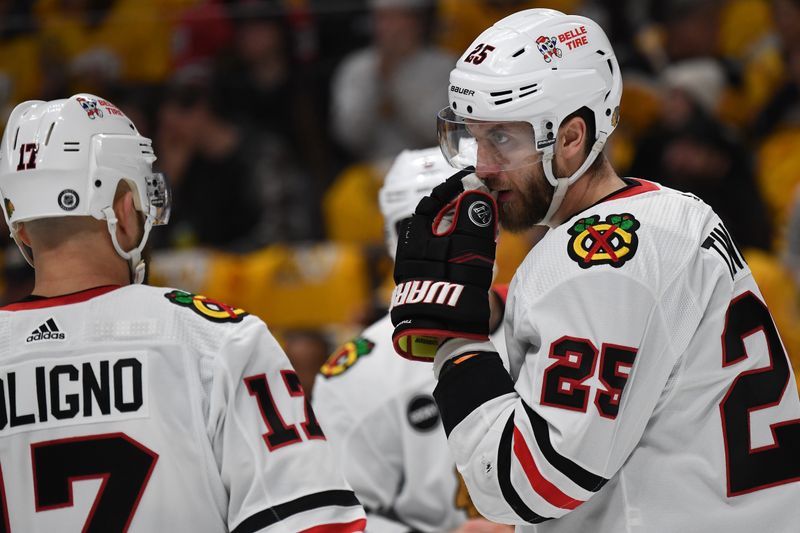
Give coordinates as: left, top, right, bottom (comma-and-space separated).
26, 318, 66, 343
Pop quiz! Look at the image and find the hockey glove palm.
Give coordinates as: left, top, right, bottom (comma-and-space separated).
391, 170, 498, 361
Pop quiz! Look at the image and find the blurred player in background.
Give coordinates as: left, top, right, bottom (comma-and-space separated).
0, 94, 366, 532
313, 147, 512, 533
391, 9, 800, 532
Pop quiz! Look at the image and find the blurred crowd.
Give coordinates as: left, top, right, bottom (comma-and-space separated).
1, 0, 799, 391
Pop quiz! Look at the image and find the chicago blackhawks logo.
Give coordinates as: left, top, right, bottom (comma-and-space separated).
164, 290, 248, 322
320, 336, 375, 378
567, 213, 640, 268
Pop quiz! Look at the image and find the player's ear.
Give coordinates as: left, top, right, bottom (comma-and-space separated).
558, 115, 588, 161
17, 221, 32, 247
112, 182, 142, 250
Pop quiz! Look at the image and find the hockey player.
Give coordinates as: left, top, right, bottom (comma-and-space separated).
390, 9, 800, 532
0, 94, 366, 532
313, 147, 512, 532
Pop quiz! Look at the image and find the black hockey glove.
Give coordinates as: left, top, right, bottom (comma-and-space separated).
391, 169, 498, 361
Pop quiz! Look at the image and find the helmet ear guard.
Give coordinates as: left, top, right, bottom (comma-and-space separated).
440, 9, 623, 227
0, 94, 171, 283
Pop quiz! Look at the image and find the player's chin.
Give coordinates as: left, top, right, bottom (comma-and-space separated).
498, 203, 529, 233
498, 197, 544, 232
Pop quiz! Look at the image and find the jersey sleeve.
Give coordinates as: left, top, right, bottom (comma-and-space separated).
433, 269, 695, 525
207, 317, 367, 533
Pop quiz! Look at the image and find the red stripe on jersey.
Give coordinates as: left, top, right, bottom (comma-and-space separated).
0, 285, 121, 311
512, 426, 583, 510
299, 518, 367, 533
604, 179, 659, 202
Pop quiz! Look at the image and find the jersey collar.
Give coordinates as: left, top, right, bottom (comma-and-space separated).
561, 178, 659, 225
0, 285, 122, 311
599, 178, 660, 203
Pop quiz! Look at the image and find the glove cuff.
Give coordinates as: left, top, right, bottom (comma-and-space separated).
392, 319, 488, 361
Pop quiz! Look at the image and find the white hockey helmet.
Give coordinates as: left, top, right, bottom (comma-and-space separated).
438, 9, 622, 226
379, 147, 453, 259
0, 94, 170, 283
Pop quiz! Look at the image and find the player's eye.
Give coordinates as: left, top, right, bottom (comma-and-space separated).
490, 131, 510, 145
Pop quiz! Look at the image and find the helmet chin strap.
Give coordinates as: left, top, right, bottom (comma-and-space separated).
102, 207, 153, 284
537, 132, 608, 228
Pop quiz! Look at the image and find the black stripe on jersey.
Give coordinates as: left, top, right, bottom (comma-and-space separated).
498, 414, 552, 524
433, 352, 516, 437
522, 403, 608, 492
231, 489, 361, 533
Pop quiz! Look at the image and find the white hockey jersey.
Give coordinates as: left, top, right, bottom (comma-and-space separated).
433, 179, 800, 532
312, 310, 509, 533
0, 284, 366, 533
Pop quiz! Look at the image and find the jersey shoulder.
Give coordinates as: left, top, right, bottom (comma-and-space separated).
112, 286, 286, 381
96, 285, 260, 331
0, 284, 270, 369
97, 285, 267, 355
158, 287, 252, 325
517, 180, 719, 296
314, 314, 434, 409
144, 284, 271, 353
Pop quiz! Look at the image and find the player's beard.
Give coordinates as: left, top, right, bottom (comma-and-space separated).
497, 161, 555, 232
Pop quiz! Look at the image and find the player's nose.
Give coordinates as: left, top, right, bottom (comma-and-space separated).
475, 144, 502, 182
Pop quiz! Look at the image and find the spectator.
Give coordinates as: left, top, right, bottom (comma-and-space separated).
213, 0, 335, 187
437, 0, 581, 56
171, 0, 233, 73
0, 0, 40, 111
753, 40, 800, 140
331, 0, 454, 162
751, 42, 800, 242
630, 59, 773, 251
651, 0, 722, 62
153, 79, 201, 187
159, 75, 320, 251
34, 0, 179, 91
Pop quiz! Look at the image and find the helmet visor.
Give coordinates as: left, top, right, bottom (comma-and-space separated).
146, 172, 171, 225
437, 106, 543, 174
